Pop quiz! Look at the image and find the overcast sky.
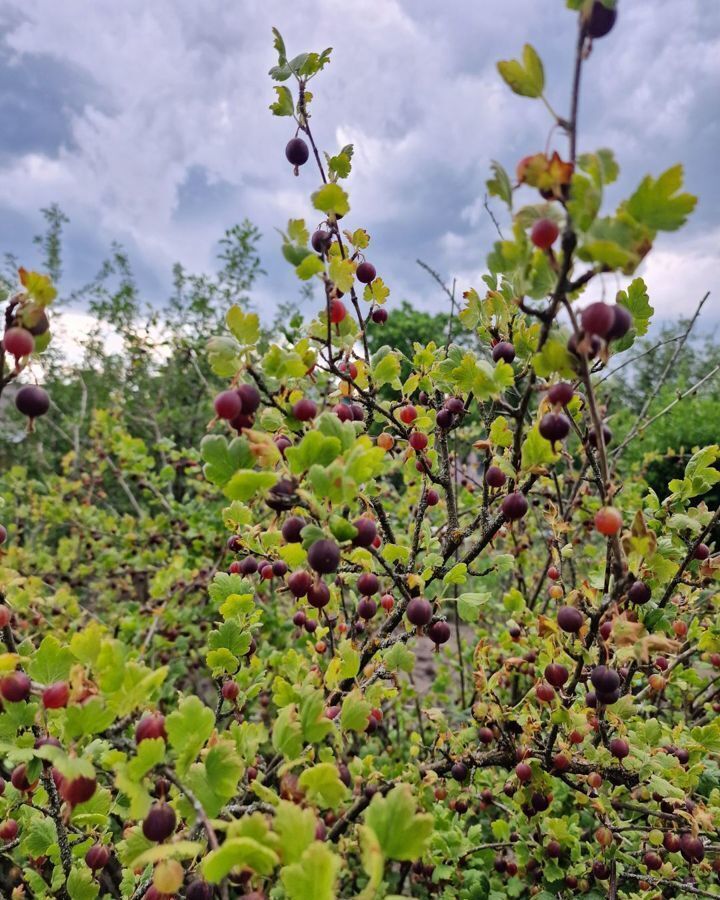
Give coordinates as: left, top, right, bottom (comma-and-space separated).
1, 0, 718, 329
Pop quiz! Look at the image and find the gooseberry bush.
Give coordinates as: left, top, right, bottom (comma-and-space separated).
2, 1, 720, 898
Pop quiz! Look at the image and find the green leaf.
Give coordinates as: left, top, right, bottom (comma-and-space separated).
617, 277, 653, 337
497, 44, 545, 98
624, 165, 697, 232
270, 85, 294, 116
299, 688, 334, 744
286, 431, 342, 474
521, 425, 560, 469
490, 416, 514, 448
281, 841, 341, 900
272, 705, 304, 758
227, 305, 260, 345
200, 435, 253, 486
298, 763, 349, 809
205, 741, 243, 801
444, 563, 468, 585
224, 470, 278, 502
27, 635, 73, 684
363, 784, 433, 861
126, 737, 165, 781
203, 837, 279, 882
329, 515, 358, 542
312, 183, 350, 217
487, 160, 513, 209
328, 256, 355, 293
341, 689, 371, 733
532, 338, 576, 379
457, 591, 491, 623
275, 800, 317, 865
296, 254, 325, 280
67, 868, 100, 900
578, 148, 619, 188
328, 151, 352, 179
166, 696, 214, 775
383, 642, 415, 673
372, 351, 402, 388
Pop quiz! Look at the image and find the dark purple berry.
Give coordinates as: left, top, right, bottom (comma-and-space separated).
282, 516, 306, 543
356, 262, 376, 284
352, 518, 377, 548
428, 620, 451, 646
539, 413, 570, 444
547, 382, 574, 406
307, 539, 340, 575
15, 385, 50, 418
286, 137, 309, 167
406, 597, 432, 627
501, 492, 528, 521
485, 466, 506, 488
492, 341, 515, 364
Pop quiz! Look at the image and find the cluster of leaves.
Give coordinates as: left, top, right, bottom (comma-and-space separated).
0, 2, 719, 899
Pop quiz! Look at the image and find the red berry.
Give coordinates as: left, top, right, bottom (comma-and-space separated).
695, 543, 710, 560
539, 412, 570, 444
288, 571, 312, 598
222, 681, 239, 702
371, 308, 388, 324
409, 431, 428, 452
399, 405, 417, 424
606, 304, 632, 340
42, 682, 69, 709
515, 762, 532, 782
581, 302, 615, 338
282, 516, 306, 543
292, 398, 317, 422
425, 489, 440, 506
595, 506, 622, 536
135, 713, 167, 744
547, 565, 560, 581
530, 218, 559, 250
357, 597, 377, 620
0, 672, 31, 703
85, 843, 110, 870
380, 594, 394, 613
214, 390, 242, 420
609, 738, 629, 760
328, 299, 347, 323
307, 580, 331, 609
236, 383, 261, 414
544, 663, 568, 687
0, 819, 18, 841
60, 775, 97, 807
3, 327, 34, 358
536, 682, 555, 702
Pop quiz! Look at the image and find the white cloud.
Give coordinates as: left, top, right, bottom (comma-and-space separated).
0, 0, 717, 323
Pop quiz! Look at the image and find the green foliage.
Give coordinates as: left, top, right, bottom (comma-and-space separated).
0, 5, 718, 900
